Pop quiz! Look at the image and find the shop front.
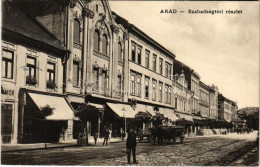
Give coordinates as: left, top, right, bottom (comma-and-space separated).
106, 103, 138, 137
21, 91, 74, 143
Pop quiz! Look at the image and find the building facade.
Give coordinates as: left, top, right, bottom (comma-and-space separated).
218, 94, 234, 122
2, 0, 73, 144
2, 0, 240, 144
209, 85, 218, 120
199, 82, 210, 119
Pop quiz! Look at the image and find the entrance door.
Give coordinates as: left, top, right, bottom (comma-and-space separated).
1, 103, 13, 144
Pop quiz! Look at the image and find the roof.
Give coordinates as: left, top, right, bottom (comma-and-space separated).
199, 81, 210, 91
218, 93, 236, 105
112, 11, 175, 59
2, 1, 68, 52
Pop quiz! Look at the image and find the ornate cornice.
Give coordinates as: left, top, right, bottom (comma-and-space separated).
110, 25, 119, 34
82, 7, 94, 19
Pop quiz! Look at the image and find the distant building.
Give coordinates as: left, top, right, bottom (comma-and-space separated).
218, 94, 235, 122
199, 82, 210, 119
173, 60, 201, 121
209, 85, 218, 120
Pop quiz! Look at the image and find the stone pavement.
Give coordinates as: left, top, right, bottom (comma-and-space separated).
229, 147, 259, 166
1, 137, 123, 152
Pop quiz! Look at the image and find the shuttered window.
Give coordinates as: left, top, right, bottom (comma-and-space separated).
73, 19, 80, 44
73, 61, 79, 86
102, 35, 108, 55
94, 30, 100, 51
118, 42, 122, 62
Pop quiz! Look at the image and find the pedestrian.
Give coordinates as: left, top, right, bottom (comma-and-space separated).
126, 128, 138, 164
93, 131, 98, 145
109, 129, 112, 142
102, 128, 109, 146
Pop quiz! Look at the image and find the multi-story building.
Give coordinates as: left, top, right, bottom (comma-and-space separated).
173, 71, 193, 121
2, 0, 73, 144
173, 60, 201, 121
2, 0, 240, 144
113, 12, 179, 125
199, 81, 210, 119
209, 85, 218, 120
218, 94, 234, 122
231, 102, 238, 121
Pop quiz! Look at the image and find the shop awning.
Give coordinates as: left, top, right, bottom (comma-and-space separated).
135, 104, 156, 116
28, 92, 74, 120
146, 106, 156, 116
178, 113, 193, 121
193, 115, 203, 120
164, 109, 179, 122
106, 103, 138, 118
159, 108, 179, 121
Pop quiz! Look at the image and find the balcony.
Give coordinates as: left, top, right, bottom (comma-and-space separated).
93, 50, 110, 61
26, 75, 38, 85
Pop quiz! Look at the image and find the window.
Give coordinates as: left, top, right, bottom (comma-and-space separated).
165, 64, 168, 78
118, 42, 122, 62
102, 34, 108, 55
159, 58, 163, 75
100, 71, 107, 95
73, 61, 80, 87
168, 65, 172, 79
131, 43, 136, 62
145, 51, 149, 68
153, 55, 157, 72
145, 77, 149, 99
2, 49, 13, 79
47, 62, 55, 81
94, 30, 100, 52
168, 87, 172, 104
175, 97, 178, 109
73, 19, 80, 44
92, 67, 99, 91
117, 75, 122, 97
26, 56, 37, 85
165, 85, 168, 103
137, 47, 141, 65
130, 74, 135, 95
159, 83, 162, 102
136, 76, 141, 96
152, 80, 156, 100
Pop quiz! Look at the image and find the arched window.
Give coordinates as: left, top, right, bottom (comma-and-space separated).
102, 34, 107, 55
118, 42, 122, 62
94, 30, 100, 51
73, 19, 80, 44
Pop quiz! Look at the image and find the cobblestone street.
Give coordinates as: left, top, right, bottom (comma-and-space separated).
1, 132, 258, 166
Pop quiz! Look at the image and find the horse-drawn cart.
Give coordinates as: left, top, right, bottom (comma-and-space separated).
149, 125, 185, 145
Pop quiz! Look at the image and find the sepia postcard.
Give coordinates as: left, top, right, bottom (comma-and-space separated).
1, 0, 259, 166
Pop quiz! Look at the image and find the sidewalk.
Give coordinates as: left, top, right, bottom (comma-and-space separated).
1, 137, 124, 152
228, 147, 259, 166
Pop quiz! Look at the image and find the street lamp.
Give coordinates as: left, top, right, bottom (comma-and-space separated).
122, 107, 126, 134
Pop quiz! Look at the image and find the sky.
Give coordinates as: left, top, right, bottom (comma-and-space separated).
109, 1, 259, 109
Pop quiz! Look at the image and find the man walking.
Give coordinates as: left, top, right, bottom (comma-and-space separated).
102, 128, 109, 146
126, 128, 138, 164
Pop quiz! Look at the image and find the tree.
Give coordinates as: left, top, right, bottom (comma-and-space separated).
238, 107, 259, 130
38, 105, 54, 119
74, 104, 100, 125
135, 112, 151, 130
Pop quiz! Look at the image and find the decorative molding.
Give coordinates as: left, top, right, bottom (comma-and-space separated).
73, 55, 81, 62
73, 42, 82, 50
68, 0, 76, 8
93, 50, 110, 61
118, 61, 123, 66
110, 25, 119, 34
82, 7, 94, 19
123, 32, 129, 40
